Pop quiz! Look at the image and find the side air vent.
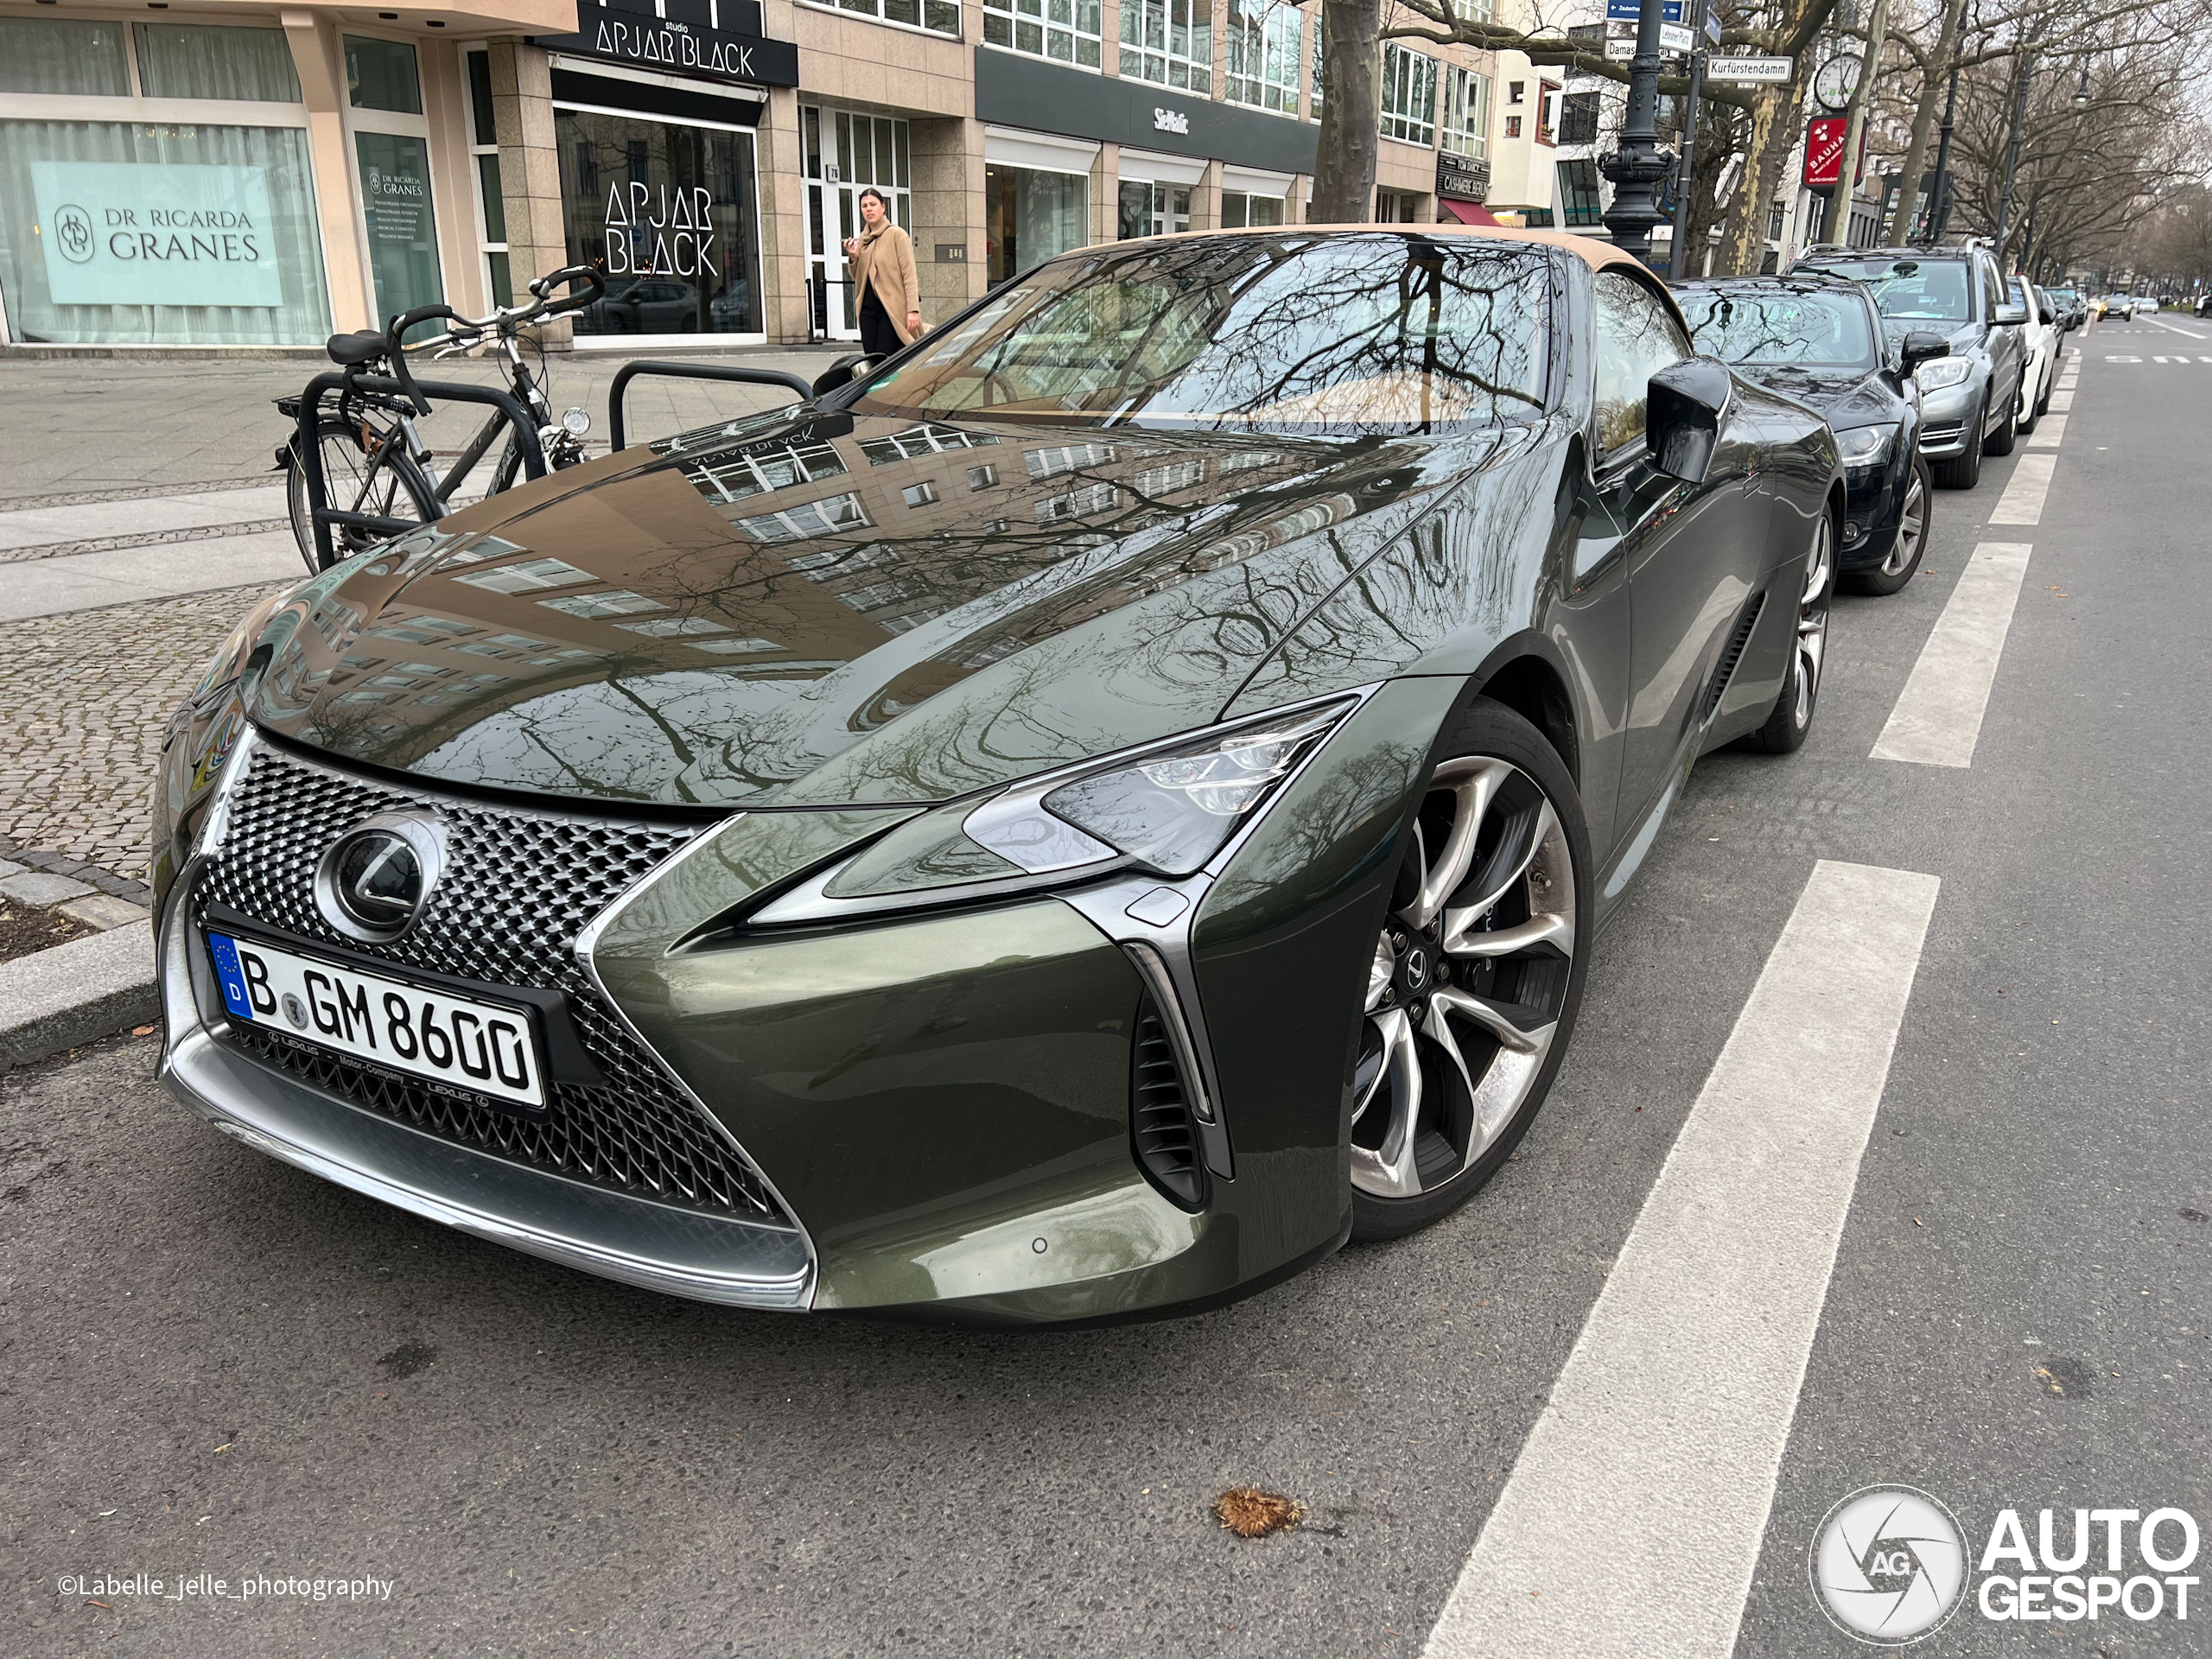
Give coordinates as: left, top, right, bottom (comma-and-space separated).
1702, 592, 1768, 721
1131, 993, 1208, 1211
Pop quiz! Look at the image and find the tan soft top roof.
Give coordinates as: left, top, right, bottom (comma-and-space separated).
1116, 219, 1646, 272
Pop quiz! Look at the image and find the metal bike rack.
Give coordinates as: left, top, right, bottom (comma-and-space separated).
604, 361, 817, 454
294, 372, 545, 571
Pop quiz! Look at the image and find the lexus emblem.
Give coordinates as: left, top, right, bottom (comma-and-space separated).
314, 812, 448, 942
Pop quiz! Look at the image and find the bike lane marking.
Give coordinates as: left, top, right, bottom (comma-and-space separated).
1422, 860, 1941, 1659
1868, 542, 2033, 768
1987, 452, 2056, 524
2025, 413, 2067, 449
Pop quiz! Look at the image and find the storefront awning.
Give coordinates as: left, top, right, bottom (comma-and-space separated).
1439, 199, 1502, 227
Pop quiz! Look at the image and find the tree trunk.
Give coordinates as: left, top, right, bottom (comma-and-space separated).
1310, 0, 1383, 223
1885, 0, 1967, 243
1716, 72, 1808, 276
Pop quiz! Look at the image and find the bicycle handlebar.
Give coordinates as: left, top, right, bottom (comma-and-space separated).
378, 267, 610, 415
530, 265, 607, 316
383, 303, 459, 414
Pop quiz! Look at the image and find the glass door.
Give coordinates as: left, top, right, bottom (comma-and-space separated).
801, 105, 911, 341
343, 35, 443, 328
1117, 180, 1191, 238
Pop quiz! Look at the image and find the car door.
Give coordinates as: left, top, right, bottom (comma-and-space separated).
1592, 271, 1767, 855
1980, 255, 2024, 423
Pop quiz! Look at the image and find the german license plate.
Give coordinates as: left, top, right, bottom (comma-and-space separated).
207, 931, 546, 1111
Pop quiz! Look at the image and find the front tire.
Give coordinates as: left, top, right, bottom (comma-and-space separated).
1983, 391, 2018, 456
1741, 506, 1834, 753
1842, 456, 1929, 596
1349, 698, 1591, 1243
1930, 402, 1984, 489
285, 416, 438, 573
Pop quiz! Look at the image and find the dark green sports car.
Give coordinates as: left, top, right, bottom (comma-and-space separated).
153, 228, 1842, 1325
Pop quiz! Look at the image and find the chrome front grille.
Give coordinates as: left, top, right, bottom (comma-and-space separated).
198, 743, 783, 1223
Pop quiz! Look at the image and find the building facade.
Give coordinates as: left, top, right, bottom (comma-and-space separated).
0, 0, 1504, 348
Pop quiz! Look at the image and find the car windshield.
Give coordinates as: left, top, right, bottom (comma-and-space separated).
1678, 289, 1878, 370
1806, 257, 1973, 322
852, 233, 1551, 433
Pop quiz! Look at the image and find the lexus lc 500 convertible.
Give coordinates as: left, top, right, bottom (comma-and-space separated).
154, 227, 1843, 1325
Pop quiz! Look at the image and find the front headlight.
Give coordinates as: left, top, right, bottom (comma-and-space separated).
1834, 425, 1896, 467
1915, 356, 1972, 391
750, 697, 1357, 925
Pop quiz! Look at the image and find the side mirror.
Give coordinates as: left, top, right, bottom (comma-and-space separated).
1993, 302, 2028, 326
1900, 331, 1950, 372
811, 352, 885, 397
1646, 358, 1732, 484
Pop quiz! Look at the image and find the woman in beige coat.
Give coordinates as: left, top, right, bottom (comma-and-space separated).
842, 188, 922, 358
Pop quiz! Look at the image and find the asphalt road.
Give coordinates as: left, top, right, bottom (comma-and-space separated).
5, 330, 2207, 1657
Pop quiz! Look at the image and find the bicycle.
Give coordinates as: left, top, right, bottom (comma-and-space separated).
278, 266, 607, 571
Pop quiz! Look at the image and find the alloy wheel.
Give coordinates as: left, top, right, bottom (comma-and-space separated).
1351, 758, 1578, 1200
1880, 470, 1924, 579
1793, 514, 1834, 728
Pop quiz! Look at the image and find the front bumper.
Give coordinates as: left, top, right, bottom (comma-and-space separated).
156, 860, 816, 1309
1915, 380, 1980, 458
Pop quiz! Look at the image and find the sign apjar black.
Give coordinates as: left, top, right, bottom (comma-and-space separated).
534, 12, 798, 88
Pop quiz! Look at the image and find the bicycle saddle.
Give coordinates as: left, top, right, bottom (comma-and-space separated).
325, 330, 386, 365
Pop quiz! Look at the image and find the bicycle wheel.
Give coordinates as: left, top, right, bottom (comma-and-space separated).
285, 416, 439, 572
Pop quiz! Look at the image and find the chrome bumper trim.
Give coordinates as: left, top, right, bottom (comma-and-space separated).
157, 856, 813, 1312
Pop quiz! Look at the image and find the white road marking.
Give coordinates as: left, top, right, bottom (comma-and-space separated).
1870, 542, 2033, 767
1988, 452, 2056, 524
2150, 317, 2209, 340
2026, 414, 2066, 448
1422, 860, 1941, 1659
2106, 355, 2141, 362
2047, 391, 2073, 411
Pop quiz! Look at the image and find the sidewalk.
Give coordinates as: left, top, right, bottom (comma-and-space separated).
0, 344, 842, 503
0, 343, 837, 886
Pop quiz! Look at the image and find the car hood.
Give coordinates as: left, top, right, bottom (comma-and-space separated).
1728, 364, 1897, 429
248, 407, 1526, 809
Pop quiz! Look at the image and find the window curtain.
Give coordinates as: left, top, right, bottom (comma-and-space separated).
0, 18, 130, 96
0, 119, 330, 346
135, 24, 302, 104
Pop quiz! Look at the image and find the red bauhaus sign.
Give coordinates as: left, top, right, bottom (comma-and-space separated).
1803, 116, 1866, 188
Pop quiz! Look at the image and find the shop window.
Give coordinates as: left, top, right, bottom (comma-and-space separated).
464, 49, 510, 308
823, 0, 962, 35
0, 118, 332, 345
1118, 180, 1189, 239
135, 24, 300, 102
346, 35, 423, 115
1441, 66, 1489, 160
555, 108, 765, 340
1372, 190, 1423, 223
982, 0, 1102, 68
1121, 0, 1211, 96
985, 163, 1089, 283
1379, 45, 1435, 147
1219, 191, 1284, 228
1556, 158, 1602, 227
1559, 91, 1600, 146
0, 17, 129, 97
1223, 0, 1299, 113
354, 130, 443, 324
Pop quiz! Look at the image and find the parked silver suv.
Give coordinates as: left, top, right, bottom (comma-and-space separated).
1790, 245, 2028, 489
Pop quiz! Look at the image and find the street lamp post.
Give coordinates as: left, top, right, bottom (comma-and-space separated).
1993, 41, 2037, 260
1923, 63, 1961, 242
1600, 0, 1675, 264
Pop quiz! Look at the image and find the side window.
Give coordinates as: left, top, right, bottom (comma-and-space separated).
1980, 258, 2002, 320
1592, 270, 1690, 458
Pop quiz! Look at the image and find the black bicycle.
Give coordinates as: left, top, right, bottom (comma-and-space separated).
279, 266, 606, 571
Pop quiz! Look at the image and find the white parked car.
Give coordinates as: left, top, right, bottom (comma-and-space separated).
2137, 296, 2160, 315
2006, 276, 2058, 433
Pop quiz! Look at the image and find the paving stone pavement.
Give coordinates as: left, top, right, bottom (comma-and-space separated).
0, 582, 290, 875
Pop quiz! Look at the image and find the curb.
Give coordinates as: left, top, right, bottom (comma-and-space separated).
0, 923, 158, 1070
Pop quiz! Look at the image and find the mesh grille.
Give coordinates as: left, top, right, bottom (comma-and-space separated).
200, 743, 783, 1222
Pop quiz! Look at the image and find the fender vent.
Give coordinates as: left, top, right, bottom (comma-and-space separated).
1132, 994, 1207, 1211
1703, 593, 1768, 721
